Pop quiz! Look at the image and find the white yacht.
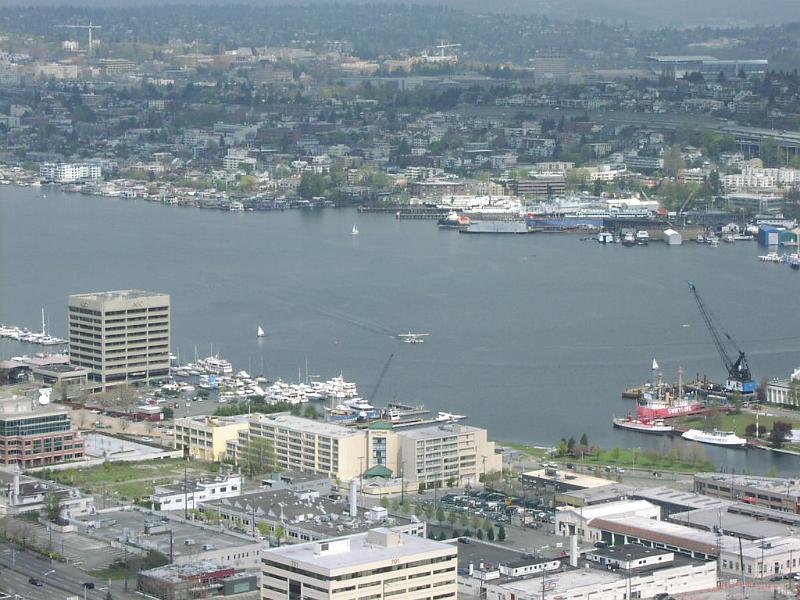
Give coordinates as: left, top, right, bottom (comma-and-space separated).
681, 429, 747, 447
635, 230, 650, 245
352, 224, 359, 236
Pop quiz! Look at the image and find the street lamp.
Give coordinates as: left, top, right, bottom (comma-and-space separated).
43, 569, 55, 585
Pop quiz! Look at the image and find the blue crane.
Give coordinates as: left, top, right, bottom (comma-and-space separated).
688, 282, 755, 394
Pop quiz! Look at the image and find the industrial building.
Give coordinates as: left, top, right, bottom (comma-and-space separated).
151, 473, 242, 511
694, 472, 800, 512
68, 290, 170, 390
555, 499, 660, 543
137, 561, 258, 600
261, 528, 458, 600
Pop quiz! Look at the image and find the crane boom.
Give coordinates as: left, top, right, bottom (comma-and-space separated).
687, 282, 755, 393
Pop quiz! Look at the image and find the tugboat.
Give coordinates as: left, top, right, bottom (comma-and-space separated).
437, 211, 471, 230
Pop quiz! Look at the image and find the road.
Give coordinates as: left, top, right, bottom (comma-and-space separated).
0, 541, 135, 600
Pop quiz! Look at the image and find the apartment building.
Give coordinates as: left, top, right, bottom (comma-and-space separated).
0, 392, 84, 468
245, 414, 366, 481
39, 162, 102, 183
68, 290, 170, 390
261, 528, 458, 600
396, 423, 502, 489
173, 415, 250, 461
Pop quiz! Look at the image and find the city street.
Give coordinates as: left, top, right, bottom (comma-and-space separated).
0, 541, 135, 600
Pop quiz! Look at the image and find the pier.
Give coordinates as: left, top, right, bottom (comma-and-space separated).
357, 206, 449, 220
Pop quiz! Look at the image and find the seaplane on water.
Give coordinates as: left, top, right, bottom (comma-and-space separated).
397, 332, 430, 344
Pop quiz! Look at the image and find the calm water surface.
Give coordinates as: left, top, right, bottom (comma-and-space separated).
2, 186, 800, 474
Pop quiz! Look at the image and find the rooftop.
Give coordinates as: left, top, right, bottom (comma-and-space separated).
591, 515, 724, 555
523, 469, 612, 490
558, 483, 633, 505
263, 528, 454, 573
68, 290, 167, 301
139, 560, 233, 582
559, 499, 658, 521
632, 486, 732, 511
0, 392, 70, 418
669, 507, 795, 540
696, 472, 800, 497
250, 414, 361, 439
589, 543, 673, 562
397, 423, 484, 440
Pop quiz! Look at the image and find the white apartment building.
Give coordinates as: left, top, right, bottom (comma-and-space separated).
723, 167, 800, 192
261, 528, 458, 600
152, 474, 242, 511
39, 162, 102, 183
68, 290, 170, 390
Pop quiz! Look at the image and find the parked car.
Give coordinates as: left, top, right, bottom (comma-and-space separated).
83, 582, 95, 589
29, 578, 43, 587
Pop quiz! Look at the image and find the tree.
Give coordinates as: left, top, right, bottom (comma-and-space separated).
257, 521, 272, 537
275, 525, 285, 546
447, 511, 458, 526
237, 174, 258, 192
760, 137, 781, 167
239, 436, 277, 478
298, 172, 327, 199
579, 433, 589, 447
486, 527, 495, 541
436, 507, 445, 523
43, 491, 64, 523
769, 421, 792, 448
303, 405, 319, 419
497, 525, 506, 541
662, 145, 686, 178
476, 529, 484, 540
379, 496, 389, 508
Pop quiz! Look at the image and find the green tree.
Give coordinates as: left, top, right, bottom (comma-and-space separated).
769, 421, 792, 449
275, 525, 285, 546
476, 528, 484, 540
43, 491, 64, 523
298, 172, 327, 199
379, 496, 389, 508
610, 447, 622, 462
662, 145, 686, 177
436, 507, 445, 523
579, 433, 589, 447
239, 436, 277, 478
760, 137, 781, 167
257, 521, 272, 537
303, 405, 319, 419
487, 527, 495, 541
237, 174, 257, 192
447, 511, 458, 526
497, 525, 506, 541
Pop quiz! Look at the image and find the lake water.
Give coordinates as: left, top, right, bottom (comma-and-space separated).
2, 185, 800, 475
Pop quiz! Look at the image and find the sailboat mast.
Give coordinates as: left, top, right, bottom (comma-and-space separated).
41, 308, 46, 335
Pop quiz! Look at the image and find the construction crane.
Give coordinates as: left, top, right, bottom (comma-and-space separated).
370, 353, 394, 403
687, 282, 756, 394
435, 42, 461, 59
57, 22, 102, 57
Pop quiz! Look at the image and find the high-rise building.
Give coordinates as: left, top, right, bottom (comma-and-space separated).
0, 392, 84, 468
68, 290, 170, 391
261, 528, 458, 600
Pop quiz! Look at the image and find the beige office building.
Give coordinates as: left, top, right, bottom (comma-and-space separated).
261, 528, 458, 600
68, 290, 170, 390
174, 415, 250, 461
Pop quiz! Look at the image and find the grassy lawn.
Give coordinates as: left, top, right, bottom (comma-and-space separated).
674, 411, 800, 437
48, 458, 219, 500
496, 440, 549, 458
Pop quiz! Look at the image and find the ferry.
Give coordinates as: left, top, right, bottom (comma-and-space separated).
681, 429, 747, 447
613, 414, 674, 434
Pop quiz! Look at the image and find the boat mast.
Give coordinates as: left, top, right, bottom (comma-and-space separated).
41, 308, 46, 335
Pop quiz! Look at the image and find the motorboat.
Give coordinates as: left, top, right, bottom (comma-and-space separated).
635, 230, 649, 245
613, 414, 673, 434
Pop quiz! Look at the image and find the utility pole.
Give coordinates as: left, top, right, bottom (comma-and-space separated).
183, 463, 188, 520
169, 529, 174, 564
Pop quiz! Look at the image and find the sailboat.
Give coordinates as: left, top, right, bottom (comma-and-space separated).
351, 224, 359, 236
257, 326, 265, 338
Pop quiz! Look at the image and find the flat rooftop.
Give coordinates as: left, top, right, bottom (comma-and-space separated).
398, 423, 484, 440
523, 469, 612, 490
449, 539, 529, 570
559, 484, 633, 505
559, 499, 657, 521
633, 486, 732, 511
0, 393, 70, 418
696, 472, 800, 497
251, 414, 361, 439
669, 507, 795, 539
69, 290, 167, 301
84, 433, 171, 460
76, 510, 258, 559
264, 529, 454, 572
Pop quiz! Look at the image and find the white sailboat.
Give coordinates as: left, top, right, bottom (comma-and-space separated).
351, 224, 359, 236
257, 325, 265, 338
